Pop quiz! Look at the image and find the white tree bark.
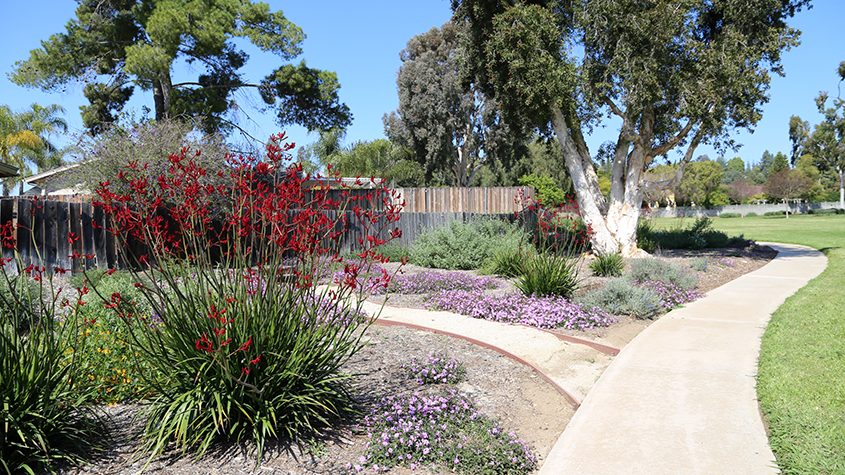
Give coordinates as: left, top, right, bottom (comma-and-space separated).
838, 167, 844, 210
548, 103, 704, 257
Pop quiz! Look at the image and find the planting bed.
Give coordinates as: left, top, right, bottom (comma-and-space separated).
369, 245, 776, 351
67, 325, 570, 475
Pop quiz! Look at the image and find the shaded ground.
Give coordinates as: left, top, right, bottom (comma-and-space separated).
67, 325, 570, 475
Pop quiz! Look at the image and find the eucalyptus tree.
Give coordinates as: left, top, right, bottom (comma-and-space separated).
791, 62, 845, 209
384, 21, 519, 186
453, 0, 808, 255
12, 0, 350, 135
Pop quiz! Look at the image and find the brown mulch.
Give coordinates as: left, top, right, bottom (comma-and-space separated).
68, 325, 570, 475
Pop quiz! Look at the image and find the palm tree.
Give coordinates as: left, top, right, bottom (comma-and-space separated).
0, 104, 68, 195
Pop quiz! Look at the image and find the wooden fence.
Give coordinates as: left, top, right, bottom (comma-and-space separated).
394, 186, 532, 213
0, 192, 527, 273
1, 197, 119, 273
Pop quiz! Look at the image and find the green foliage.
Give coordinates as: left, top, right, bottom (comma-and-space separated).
410, 218, 526, 270
384, 21, 520, 186
678, 159, 725, 207
635, 220, 658, 253
808, 208, 838, 215
764, 210, 787, 216
1, 272, 104, 473
589, 253, 624, 277
579, 279, 663, 319
515, 253, 579, 298
0, 103, 67, 194
375, 242, 411, 262
719, 213, 741, 218
68, 271, 156, 403
745, 212, 758, 217
454, 0, 806, 252
13, 0, 349, 134
482, 246, 535, 277
518, 173, 565, 206
627, 258, 698, 290
324, 138, 424, 187
128, 273, 368, 462
636, 217, 747, 250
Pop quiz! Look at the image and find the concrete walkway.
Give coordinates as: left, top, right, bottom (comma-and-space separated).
539, 243, 827, 475
359, 300, 613, 405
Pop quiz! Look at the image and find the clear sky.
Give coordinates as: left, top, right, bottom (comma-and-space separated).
0, 0, 842, 166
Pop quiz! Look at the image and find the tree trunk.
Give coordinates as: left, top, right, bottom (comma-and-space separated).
839, 168, 844, 210
153, 70, 174, 121
550, 108, 640, 256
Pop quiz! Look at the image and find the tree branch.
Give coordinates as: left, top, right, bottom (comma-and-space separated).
651, 118, 695, 157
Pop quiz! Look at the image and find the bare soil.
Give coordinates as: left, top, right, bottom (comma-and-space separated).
67, 325, 570, 475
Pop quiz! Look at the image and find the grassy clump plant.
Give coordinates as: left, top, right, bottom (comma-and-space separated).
0, 224, 104, 474
90, 134, 403, 463
515, 253, 579, 298
589, 252, 624, 277
482, 246, 535, 277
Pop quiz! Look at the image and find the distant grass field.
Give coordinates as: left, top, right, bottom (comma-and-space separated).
652, 215, 845, 474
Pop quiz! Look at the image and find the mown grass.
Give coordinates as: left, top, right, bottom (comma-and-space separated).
652, 215, 845, 474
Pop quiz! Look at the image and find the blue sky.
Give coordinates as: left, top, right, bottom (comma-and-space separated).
0, 0, 842, 166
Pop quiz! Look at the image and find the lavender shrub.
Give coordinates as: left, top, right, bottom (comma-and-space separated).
403, 352, 466, 385
426, 290, 614, 330
360, 390, 536, 474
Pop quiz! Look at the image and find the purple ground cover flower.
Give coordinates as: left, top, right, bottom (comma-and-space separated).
403, 352, 465, 385
362, 390, 536, 473
639, 280, 702, 310
718, 257, 736, 267
382, 271, 498, 295
426, 290, 615, 330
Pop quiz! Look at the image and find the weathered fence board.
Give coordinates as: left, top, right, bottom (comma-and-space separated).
0, 195, 526, 273
394, 187, 532, 214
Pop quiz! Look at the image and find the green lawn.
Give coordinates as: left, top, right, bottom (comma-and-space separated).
653, 215, 845, 474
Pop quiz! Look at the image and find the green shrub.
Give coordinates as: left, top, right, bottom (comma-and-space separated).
719, 212, 741, 218
68, 271, 157, 403
1, 270, 104, 473
482, 246, 535, 277
515, 253, 579, 298
375, 241, 410, 262
637, 217, 747, 250
764, 210, 787, 216
745, 212, 758, 217
579, 279, 663, 319
518, 173, 566, 206
589, 253, 624, 277
627, 258, 698, 290
636, 220, 658, 253
809, 208, 838, 215
411, 218, 526, 270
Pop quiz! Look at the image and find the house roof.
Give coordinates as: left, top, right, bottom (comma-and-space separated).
24, 162, 81, 184
0, 162, 18, 178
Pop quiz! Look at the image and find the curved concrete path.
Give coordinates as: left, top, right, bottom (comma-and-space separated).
539, 243, 827, 475
359, 300, 613, 405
